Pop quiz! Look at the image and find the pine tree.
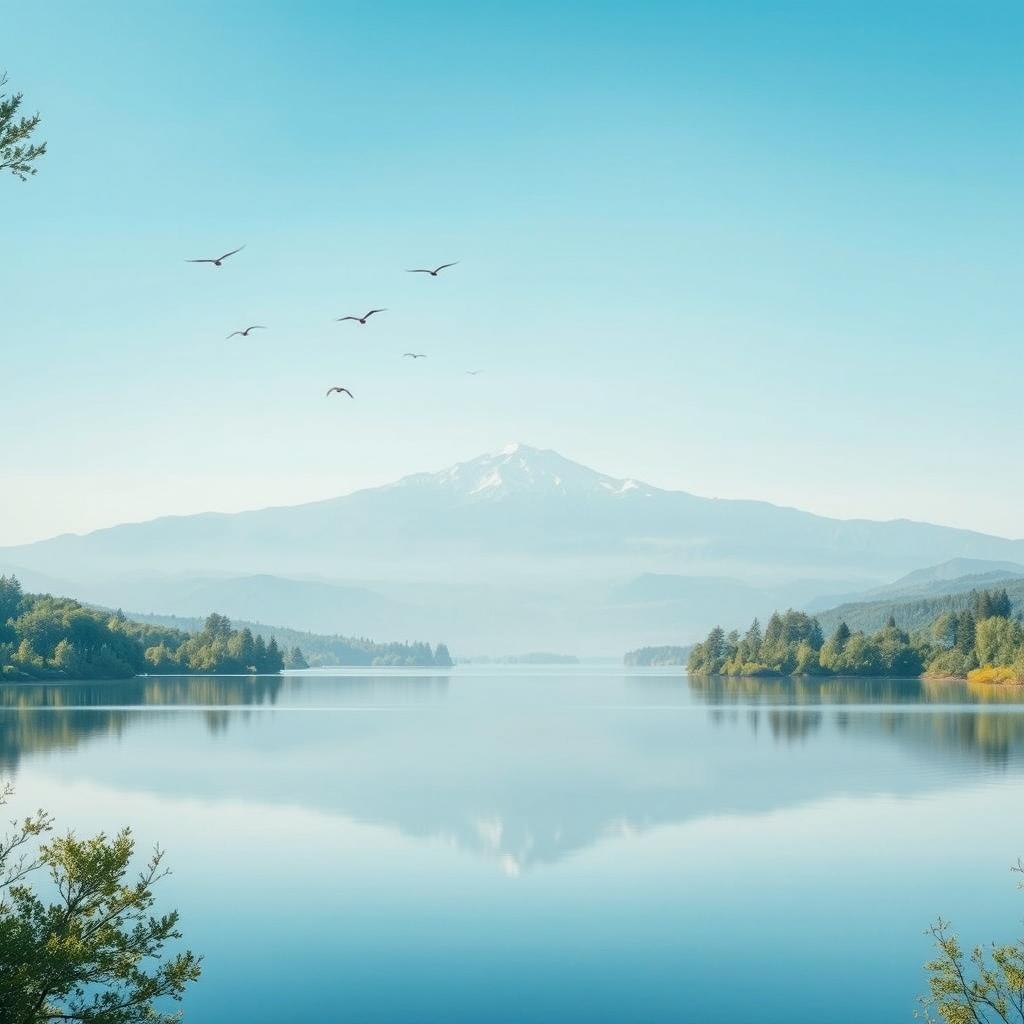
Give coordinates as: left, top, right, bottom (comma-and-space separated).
252, 635, 267, 671
955, 611, 976, 654
0, 73, 47, 180
266, 637, 284, 673
831, 622, 851, 653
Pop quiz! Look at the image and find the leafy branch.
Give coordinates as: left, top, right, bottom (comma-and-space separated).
0, 71, 47, 180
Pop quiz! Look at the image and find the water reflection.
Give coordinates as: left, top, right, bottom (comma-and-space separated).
0, 676, 284, 770
2, 671, 1024, 872
687, 675, 1024, 764
0, 674, 452, 771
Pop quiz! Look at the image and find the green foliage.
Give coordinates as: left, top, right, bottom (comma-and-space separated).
284, 645, 309, 669
0, 578, 298, 680
123, 610, 452, 667
817, 585, 1021, 637
975, 616, 1024, 668
0, 783, 201, 1023
919, 862, 1024, 1024
0, 73, 46, 180
689, 588, 1021, 681
623, 645, 692, 666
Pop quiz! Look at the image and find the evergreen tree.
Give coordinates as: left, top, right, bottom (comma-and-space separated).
252, 635, 268, 671
932, 611, 958, 650
955, 611, 976, 654
265, 637, 284, 672
832, 622, 851, 652
739, 618, 763, 663
0, 73, 47, 180
285, 646, 309, 669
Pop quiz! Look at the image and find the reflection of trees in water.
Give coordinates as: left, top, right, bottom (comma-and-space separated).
0, 675, 285, 772
0, 674, 451, 772
689, 675, 1024, 764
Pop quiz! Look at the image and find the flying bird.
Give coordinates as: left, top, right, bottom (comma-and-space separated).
406, 262, 458, 277
226, 325, 266, 339
403, 352, 427, 359
325, 386, 354, 398
187, 245, 245, 267
336, 309, 386, 324
465, 370, 483, 375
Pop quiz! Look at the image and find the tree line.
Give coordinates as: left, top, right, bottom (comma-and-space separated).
687, 587, 1023, 683
624, 645, 692, 666
125, 611, 453, 668
1, 577, 297, 680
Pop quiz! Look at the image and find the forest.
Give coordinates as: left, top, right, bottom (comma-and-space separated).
624, 645, 692, 666
0, 576, 293, 680
124, 611, 453, 668
687, 587, 1023, 683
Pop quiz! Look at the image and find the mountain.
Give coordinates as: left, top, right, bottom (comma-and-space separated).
884, 557, 1024, 589
5, 444, 1024, 652
5, 443, 1024, 582
805, 557, 1024, 612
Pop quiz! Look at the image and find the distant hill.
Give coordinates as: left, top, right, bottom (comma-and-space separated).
882, 557, 1024, 591
814, 577, 1024, 636
806, 558, 1024, 611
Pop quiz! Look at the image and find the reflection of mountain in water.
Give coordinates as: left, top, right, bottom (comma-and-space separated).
3, 673, 1024, 872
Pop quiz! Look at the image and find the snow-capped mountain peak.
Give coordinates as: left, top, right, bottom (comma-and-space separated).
395, 443, 660, 503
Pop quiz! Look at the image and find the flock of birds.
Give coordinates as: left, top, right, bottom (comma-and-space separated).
186, 246, 477, 399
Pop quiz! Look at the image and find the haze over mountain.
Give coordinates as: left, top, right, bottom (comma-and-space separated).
4, 444, 1024, 654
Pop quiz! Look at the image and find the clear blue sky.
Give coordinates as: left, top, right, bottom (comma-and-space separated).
3, 1, 1022, 545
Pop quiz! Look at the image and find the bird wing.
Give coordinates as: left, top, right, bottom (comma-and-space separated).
405, 269, 431, 274
433, 262, 459, 272
187, 259, 216, 264
218, 245, 245, 261
336, 316, 359, 322
226, 331, 242, 339
247, 325, 267, 332
364, 309, 386, 318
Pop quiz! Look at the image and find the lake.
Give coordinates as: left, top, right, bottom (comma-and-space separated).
3, 667, 1024, 1023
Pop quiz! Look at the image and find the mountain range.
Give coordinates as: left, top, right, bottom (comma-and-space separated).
4, 444, 1024, 654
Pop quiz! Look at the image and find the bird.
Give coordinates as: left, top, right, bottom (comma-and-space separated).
403, 352, 427, 359
226, 325, 266, 339
336, 309, 386, 324
325, 386, 354, 398
186, 245, 245, 267
465, 370, 483, 375
406, 262, 458, 277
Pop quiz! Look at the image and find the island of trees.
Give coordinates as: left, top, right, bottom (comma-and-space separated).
687, 587, 1023, 684
624, 645, 692, 666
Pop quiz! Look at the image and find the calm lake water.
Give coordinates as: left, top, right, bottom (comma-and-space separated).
3, 667, 1024, 1023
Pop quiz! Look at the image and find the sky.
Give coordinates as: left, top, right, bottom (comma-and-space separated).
3, 1, 1022, 545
